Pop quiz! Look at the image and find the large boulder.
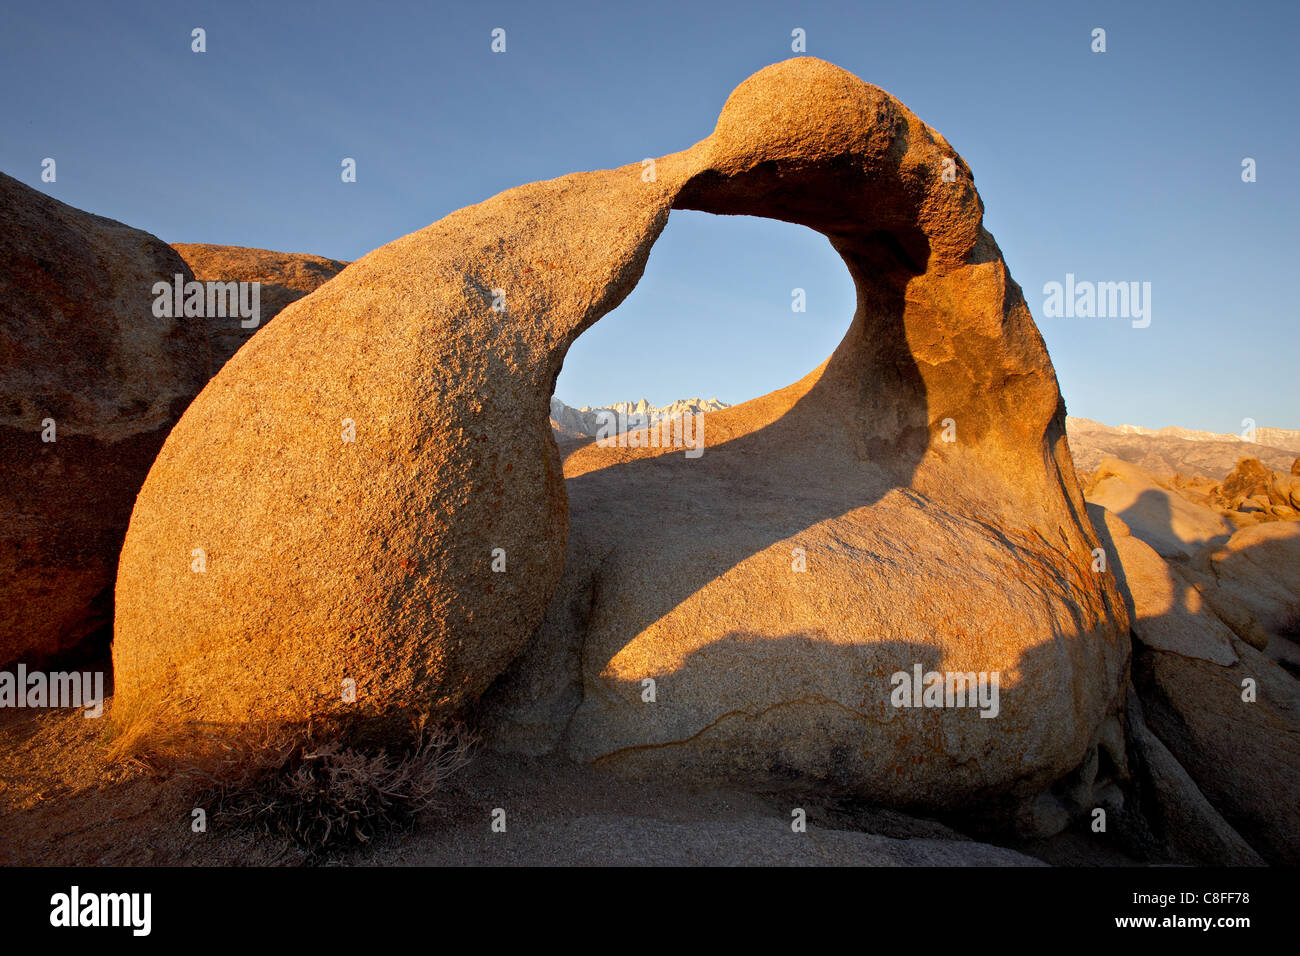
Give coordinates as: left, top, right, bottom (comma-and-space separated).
1134, 636, 1300, 865
1093, 502, 1300, 863
1217, 457, 1275, 505
1123, 690, 1264, 866
1093, 500, 1300, 662
0, 173, 209, 666
171, 243, 347, 369
1087, 504, 1236, 665
1204, 523, 1300, 644
115, 58, 1129, 810
1212, 456, 1300, 518
1269, 472, 1300, 512
1085, 457, 1233, 560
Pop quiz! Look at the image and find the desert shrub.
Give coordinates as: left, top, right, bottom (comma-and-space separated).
195, 718, 475, 860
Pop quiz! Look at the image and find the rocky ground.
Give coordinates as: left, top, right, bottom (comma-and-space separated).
0, 685, 1087, 867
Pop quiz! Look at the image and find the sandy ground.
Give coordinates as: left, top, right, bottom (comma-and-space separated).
0, 660, 1145, 867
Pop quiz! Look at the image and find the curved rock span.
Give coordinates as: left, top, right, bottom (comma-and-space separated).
114, 58, 1129, 807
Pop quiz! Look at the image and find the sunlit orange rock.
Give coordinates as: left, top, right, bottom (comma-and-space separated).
114, 60, 1129, 808
171, 243, 347, 368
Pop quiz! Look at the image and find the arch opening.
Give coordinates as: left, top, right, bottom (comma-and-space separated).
552, 209, 855, 423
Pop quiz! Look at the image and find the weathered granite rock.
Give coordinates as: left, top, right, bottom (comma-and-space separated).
1086, 457, 1233, 560
1270, 473, 1300, 511
1210, 456, 1300, 519
1205, 522, 1300, 643
115, 59, 1129, 810
1124, 690, 1264, 866
1088, 504, 1237, 665
1217, 457, 1276, 506
171, 243, 347, 369
1134, 636, 1300, 865
1091, 498, 1298, 656
0, 172, 209, 666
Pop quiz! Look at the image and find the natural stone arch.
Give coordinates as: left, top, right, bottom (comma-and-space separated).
114, 59, 1129, 801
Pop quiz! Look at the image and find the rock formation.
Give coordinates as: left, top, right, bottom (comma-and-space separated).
1086, 460, 1300, 863
114, 58, 1129, 815
1122, 688, 1265, 866
1088, 505, 1237, 666
1085, 458, 1300, 657
1133, 630, 1300, 865
0, 173, 210, 666
1084, 457, 1234, 559
1192, 523, 1300, 653
171, 243, 348, 369
1217, 457, 1276, 505
1210, 456, 1300, 518
1081, 450, 1300, 542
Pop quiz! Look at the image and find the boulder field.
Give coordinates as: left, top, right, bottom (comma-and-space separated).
112, 58, 1131, 811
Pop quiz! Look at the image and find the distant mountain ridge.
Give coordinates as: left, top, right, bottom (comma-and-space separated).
1066, 416, 1299, 479
550, 396, 730, 438
1072, 417, 1300, 450
549, 400, 1298, 480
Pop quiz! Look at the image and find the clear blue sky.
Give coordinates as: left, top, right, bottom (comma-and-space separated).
2, 0, 1296, 431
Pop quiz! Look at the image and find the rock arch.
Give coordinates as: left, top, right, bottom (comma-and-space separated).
114, 59, 1128, 803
